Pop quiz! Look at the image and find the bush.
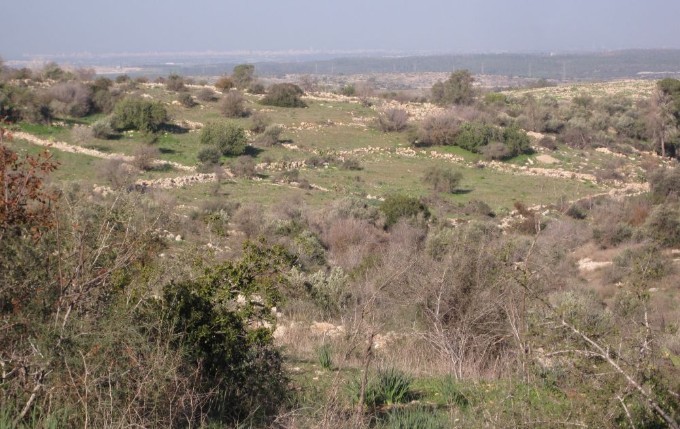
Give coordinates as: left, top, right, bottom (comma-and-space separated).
380, 195, 430, 228
480, 142, 512, 160
98, 158, 138, 189
377, 108, 409, 132
423, 166, 462, 193
261, 83, 306, 108
454, 122, 498, 152
197, 147, 221, 166
232, 64, 255, 89
214, 76, 235, 92
248, 82, 265, 94
199, 122, 247, 156
92, 117, 115, 139
165, 74, 186, 92
384, 406, 448, 429
353, 368, 414, 407
645, 203, 680, 247
161, 241, 293, 423
230, 155, 257, 178
649, 167, 680, 202
132, 145, 160, 171
250, 111, 272, 133
340, 157, 362, 170
413, 112, 460, 146
177, 92, 195, 108
220, 90, 249, 118
196, 87, 218, 102
431, 69, 475, 105
111, 98, 168, 133
48, 81, 93, 117
255, 124, 283, 146
317, 343, 333, 370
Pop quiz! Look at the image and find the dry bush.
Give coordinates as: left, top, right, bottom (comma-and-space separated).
48, 81, 93, 117
220, 90, 250, 118
232, 203, 265, 238
422, 166, 462, 193
197, 87, 218, 102
230, 155, 257, 178
165, 74, 186, 92
480, 142, 512, 160
323, 217, 385, 271
132, 145, 160, 171
254, 124, 283, 147
98, 158, 139, 189
250, 111, 272, 133
376, 108, 409, 132
177, 92, 196, 108
214, 76, 235, 92
71, 124, 93, 145
414, 111, 460, 146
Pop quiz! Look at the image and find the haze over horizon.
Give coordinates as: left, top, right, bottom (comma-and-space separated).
4, 0, 680, 60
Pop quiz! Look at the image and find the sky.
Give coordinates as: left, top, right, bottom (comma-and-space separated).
3, 0, 680, 59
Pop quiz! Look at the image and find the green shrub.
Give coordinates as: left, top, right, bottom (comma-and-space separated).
92, 117, 115, 139
380, 195, 430, 228
232, 64, 255, 89
111, 98, 168, 133
645, 203, 680, 247
197, 146, 221, 165
177, 92, 195, 108
431, 69, 475, 105
162, 241, 293, 423
261, 83, 306, 108
454, 122, 498, 152
649, 167, 680, 202
199, 122, 247, 157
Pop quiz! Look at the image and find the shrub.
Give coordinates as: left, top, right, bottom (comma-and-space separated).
250, 111, 272, 133
132, 145, 160, 171
454, 122, 498, 152
480, 142, 512, 160
538, 136, 558, 150
197, 147, 221, 166
248, 82, 265, 94
177, 92, 196, 108
230, 155, 257, 178
255, 124, 283, 146
220, 90, 249, 118
214, 76, 235, 92
196, 87, 218, 102
111, 98, 168, 133
423, 166, 462, 193
649, 167, 680, 202
199, 122, 247, 156
92, 117, 115, 139
339, 84, 355, 96
48, 81, 93, 117
414, 112, 460, 146
161, 241, 292, 423
232, 64, 255, 89
261, 83, 306, 108
380, 195, 430, 228
340, 157, 362, 171
502, 125, 532, 156
645, 203, 680, 247
71, 125, 92, 145
98, 158, 138, 189
165, 74, 186, 92
431, 69, 475, 105
377, 108, 409, 132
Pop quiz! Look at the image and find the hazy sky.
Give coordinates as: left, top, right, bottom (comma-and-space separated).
4, 0, 680, 58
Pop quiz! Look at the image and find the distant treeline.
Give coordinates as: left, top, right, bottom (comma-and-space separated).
141, 49, 680, 81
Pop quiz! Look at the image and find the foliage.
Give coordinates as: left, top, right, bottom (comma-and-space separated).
92, 117, 115, 139
383, 406, 448, 429
317, 343, 333, 370
48, 81, 93, 117
162, 240, 293, 423
199, 121, 247, 156
232, 64, 255, 89
380, 195, 430, 228
352, 368, 414, 407
197, 146, 221, 165
649, 166, 680, 202
111, 98, 168, 133
261, 83, 307, 108
431, 69, 476, 105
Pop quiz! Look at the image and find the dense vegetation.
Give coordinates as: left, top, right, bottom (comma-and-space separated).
1, 60, 679, 428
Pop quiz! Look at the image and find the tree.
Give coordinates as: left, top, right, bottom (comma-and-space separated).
651, 79, 680, 157
232, 64, 255, 89
261, 83, 306, 108
431, 70, 476, 105
199, 121, 247, 156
